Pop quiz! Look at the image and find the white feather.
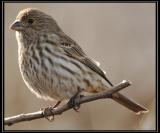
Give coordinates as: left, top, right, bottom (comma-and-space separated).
93, 59, 100, 66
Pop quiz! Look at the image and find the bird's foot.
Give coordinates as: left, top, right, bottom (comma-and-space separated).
67, 89, 83, 112
41, 106, 55, 122
41, 101, 61, 122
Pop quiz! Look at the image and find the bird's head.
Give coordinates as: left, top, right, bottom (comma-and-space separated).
10, 8, 61, 35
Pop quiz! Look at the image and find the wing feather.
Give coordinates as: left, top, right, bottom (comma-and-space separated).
61, 42, 113, 86
47, 33, 113, 86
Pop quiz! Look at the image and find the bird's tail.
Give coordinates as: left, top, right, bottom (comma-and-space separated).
85, 83, 149, 114
85, 88, 149, 114
111, 92, 149, 114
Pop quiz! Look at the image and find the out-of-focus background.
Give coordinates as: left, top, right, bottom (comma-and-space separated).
4, 3, 156, 130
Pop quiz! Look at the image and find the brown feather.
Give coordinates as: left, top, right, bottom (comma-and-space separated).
55, 32, 113, 86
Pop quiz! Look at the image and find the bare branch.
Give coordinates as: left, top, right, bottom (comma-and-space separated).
4, 80, 131, 126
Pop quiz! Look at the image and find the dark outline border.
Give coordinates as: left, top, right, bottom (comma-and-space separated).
1, 1, 158, 132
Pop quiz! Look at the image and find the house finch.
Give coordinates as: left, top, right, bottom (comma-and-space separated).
10, 8, 148, 114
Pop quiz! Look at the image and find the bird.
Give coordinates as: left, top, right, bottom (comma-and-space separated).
10, 8, 148, 115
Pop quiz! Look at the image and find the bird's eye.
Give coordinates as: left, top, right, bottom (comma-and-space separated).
28, 19, 34, 24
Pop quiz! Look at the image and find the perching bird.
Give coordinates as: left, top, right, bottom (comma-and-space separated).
10, 8, 148, 114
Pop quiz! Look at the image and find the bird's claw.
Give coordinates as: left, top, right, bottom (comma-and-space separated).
41, 106, 55, 122
68, 97, 80, 112
67, 90, 82, 112
41, 101, 61, 122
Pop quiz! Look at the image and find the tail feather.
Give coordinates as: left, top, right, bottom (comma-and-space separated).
85, 87, 149, 114
112, 93, 149, 114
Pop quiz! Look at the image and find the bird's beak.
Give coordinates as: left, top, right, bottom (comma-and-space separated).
10, 20, 24, 31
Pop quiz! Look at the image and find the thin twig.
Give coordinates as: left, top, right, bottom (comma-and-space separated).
4, 80, 131, 126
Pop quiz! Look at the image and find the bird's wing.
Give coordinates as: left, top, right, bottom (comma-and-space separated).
46, 33, 113, 86
60, 41, 113, 86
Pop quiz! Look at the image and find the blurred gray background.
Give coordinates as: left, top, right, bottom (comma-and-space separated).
4, 3, 155, 130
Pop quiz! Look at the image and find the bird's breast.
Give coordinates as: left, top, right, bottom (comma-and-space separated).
17, 41, 108, 101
